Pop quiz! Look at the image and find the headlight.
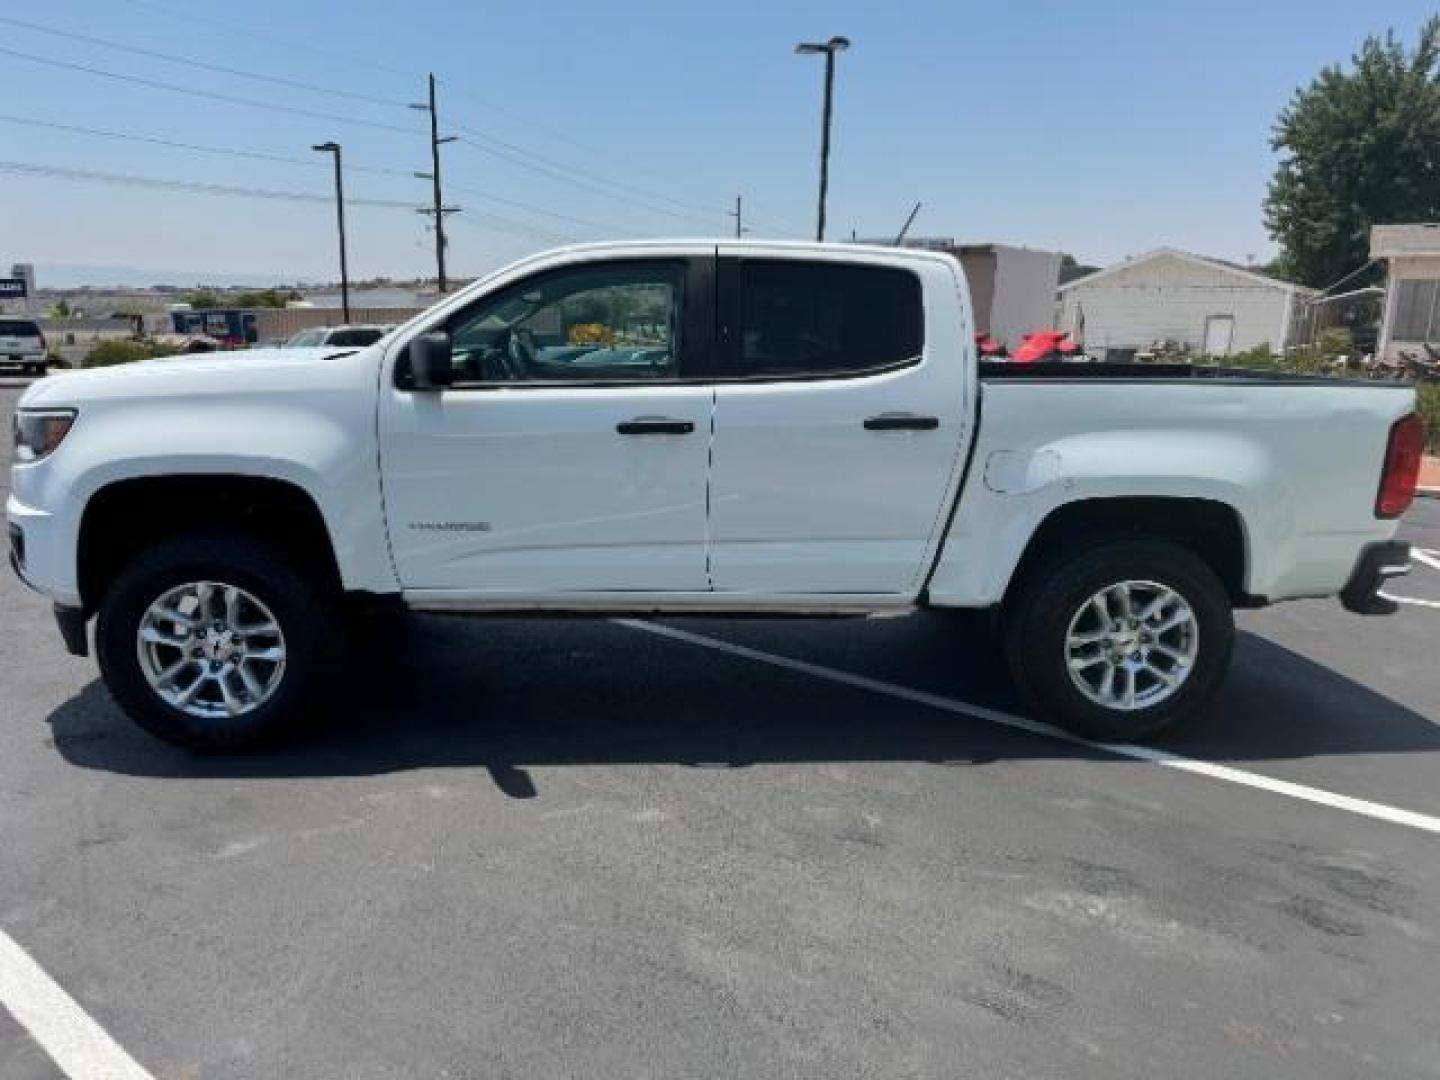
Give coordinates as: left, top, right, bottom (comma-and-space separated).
12, 409, 77, 463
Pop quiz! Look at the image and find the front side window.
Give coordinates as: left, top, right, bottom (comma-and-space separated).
730, 260, 923, 377
446, 260, 685, 385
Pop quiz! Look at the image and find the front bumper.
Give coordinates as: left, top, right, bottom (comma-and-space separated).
6, 493, 80, 607
1340, 540, 1411, 615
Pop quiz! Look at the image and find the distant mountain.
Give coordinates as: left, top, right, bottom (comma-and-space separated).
35, 262, 311, 289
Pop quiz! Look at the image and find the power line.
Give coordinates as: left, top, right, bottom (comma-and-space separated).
111, 0, 417, 81
8, 12, 800, 238
0, 115, 630, 236
451, 121, 727, 222
0, 114, 409, 175
436, 77, 802, 236
0, 159, 576, 244
449, 213, 575, 248
102, 0, 775, 231
444, 181, 634, 237
0, 159, 415, 207
0, 45, 421, 137
0, 15, 410, 110
0, 43, 721, 233
57, 3, 801, 237
454, 133, 719, 228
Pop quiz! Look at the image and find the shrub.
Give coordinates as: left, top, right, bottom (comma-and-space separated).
1418, 383, 1440, 453
84, 339, 181, 367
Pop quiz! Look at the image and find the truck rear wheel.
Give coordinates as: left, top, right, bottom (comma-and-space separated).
1003, 538, 1234, 741
96, 531, 340, 751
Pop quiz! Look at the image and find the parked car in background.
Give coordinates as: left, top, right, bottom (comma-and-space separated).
7, 240, 1424, 751
282, 324, 393, 349
0, 319, 48, 376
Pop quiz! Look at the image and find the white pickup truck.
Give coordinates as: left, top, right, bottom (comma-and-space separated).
8, 242, 1426, 750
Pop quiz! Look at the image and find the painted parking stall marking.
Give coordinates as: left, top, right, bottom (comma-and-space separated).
619, 619, 1440, 836
1382, 545, 1440, 607
0, 929, 154, 1079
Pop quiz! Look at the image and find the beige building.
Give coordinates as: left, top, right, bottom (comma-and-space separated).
1371, 223, 1440, 362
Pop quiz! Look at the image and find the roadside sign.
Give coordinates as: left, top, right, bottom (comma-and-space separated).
0, 279, 26, 299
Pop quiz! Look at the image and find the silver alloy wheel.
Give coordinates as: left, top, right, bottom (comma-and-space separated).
1064, 579, 1198, 712
136, 581, 287, 719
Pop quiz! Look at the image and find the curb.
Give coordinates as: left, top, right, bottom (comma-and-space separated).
1420, 487, 1440, 500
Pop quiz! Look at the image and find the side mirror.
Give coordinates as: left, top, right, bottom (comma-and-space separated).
409, 331, 454, 390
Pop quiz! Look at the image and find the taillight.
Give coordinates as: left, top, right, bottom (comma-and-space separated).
1376, 412, 1425, 518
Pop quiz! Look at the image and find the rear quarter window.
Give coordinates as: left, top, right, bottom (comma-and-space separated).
729, 260, 923, 378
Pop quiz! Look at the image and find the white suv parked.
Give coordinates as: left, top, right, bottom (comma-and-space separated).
0, 319, 47, 376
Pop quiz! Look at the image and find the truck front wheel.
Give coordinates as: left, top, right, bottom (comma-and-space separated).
96, 532, 339, 751
1003, 538, 1234, 741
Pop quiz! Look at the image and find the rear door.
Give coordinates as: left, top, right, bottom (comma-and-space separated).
707, 251, 972, 596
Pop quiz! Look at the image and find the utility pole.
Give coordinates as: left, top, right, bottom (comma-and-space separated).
311, 141, 350, 321
727, 195, 745, 238
795, 36, 850, 242
411, 74, 459, 294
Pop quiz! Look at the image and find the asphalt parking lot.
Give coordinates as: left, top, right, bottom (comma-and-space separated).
2, 382, 1438, 1079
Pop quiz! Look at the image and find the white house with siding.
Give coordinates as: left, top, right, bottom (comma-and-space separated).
1058, 248, 1315, 360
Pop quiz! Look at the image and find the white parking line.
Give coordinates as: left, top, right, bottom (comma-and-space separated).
618, 619, 1440, 836
1412, 548, 1440, 572
0, 929, 153, 1079
1382, 591, 1440, 610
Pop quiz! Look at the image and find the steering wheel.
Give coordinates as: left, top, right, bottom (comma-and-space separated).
507, 327, 538, 374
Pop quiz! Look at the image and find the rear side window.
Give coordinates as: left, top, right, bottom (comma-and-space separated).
729, 260, 922, 378
0, 320, 40, 336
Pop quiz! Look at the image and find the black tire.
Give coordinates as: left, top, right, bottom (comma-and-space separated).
96, 531, 341, 751
1003, 537, 1234, 741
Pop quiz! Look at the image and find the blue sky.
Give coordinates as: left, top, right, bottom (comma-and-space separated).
1, 0, 1435, 286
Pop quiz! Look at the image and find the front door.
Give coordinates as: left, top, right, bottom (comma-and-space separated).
378, 255, 714, 595
707, 252, 971, 596
1203, 314, 1235, 357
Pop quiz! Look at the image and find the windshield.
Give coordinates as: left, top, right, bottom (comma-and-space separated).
324, 328, 386, 347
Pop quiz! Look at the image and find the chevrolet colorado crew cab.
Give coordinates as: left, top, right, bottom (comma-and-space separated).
7, 241, 1426, 751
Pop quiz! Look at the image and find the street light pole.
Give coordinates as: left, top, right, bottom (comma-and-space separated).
312, 141, 350, 322
795, 36, 850, 242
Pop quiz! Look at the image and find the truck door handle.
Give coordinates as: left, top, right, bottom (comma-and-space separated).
616, 417, 695, 435
863, 413, 939, 431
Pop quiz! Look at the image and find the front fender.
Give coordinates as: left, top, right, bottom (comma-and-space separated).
12, 394, 398, 600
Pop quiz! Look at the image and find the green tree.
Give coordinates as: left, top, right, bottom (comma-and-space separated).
46, 299, 72, 319
232, 289, 290, 308
1265, 18, 1440, 288
182, 289, 222, 309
